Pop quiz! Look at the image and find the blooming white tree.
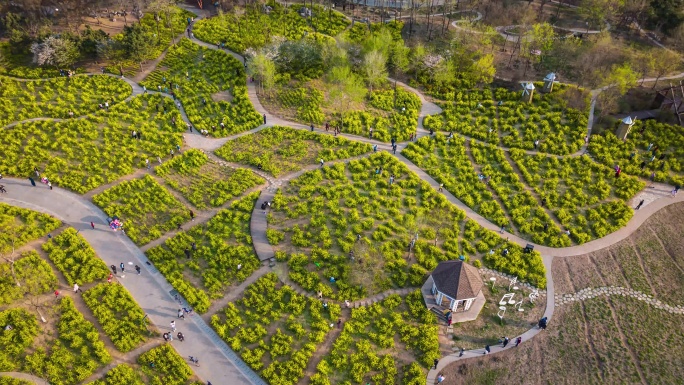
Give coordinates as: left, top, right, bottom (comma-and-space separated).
31, 36, 79, 68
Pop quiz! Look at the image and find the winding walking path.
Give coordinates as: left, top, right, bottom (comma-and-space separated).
0, 178, 266, 385
3, 5, 684, 385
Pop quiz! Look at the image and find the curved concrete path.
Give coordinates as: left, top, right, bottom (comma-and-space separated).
3, 5, 684, 383
0, 372, 48, 385
0, 178, 265, 385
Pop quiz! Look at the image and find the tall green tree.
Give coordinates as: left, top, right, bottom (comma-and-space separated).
122, 24, 158, 71
97, 38, 128, 76
362, 50, 387, 92
468, 54, 497, 86
247, 53, 277, 95
327, 66, 367, 130
647, 0, 684, 35
649, 49, 682, 88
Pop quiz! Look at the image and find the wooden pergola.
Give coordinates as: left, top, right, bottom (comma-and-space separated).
651, 81, 684, 126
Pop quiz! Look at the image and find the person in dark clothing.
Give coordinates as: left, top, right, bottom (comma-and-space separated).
635, 199, 645, 210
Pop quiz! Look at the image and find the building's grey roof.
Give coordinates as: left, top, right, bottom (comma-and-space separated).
431, 260, 483, 300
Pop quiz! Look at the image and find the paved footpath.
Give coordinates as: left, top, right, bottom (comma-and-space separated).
0, 178, 265, 385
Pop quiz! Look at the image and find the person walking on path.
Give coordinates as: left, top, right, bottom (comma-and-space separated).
320, 159, 324, 167
90, 221, 95, 229
73, 283, 82, 293
177, 332, 184, 342
120, 262, 125, 273
170, 320, 176, 332
107, 273, 113, 283
163, 333, 169, 342
29, 177, 36, 187
515, 336, 522, 346
48, 181, 52, 190
178, 309, 185, 319
54, 290, 59, 298
146, 159, 151, 170
373, 144, 378, 153
135, 265, 141, 275
337, 318, 342, 329
484, 345, 491, 354
111, 265, 117, 274
263, 114, 267, 125
437, 374, 445, 383
635, 199, 645, 210
459, 347, 465, 357
502, 336, 509, 347
190, 210, 195, 221
433, 358, 439, 369
673, 185, 681, 197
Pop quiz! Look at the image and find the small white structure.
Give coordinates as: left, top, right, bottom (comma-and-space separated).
542, 72, 556, 93
429, 260, 484, 312
521, 82, 535, 103
529, 289, 540, 304
616, 116, 636, 141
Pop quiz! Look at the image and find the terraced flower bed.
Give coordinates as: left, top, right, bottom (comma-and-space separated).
511, 149, 644, 244
140, 38, 262, 137
214, 125, 372, 177
145, 192, 261, 313
588, 119, 684, 186
268, 152, 547, 299
211, 273, 338, 385
156, 149, 264, 209
423, 86, 588, 155
0, 94, 185, 193
192, 3, 349, 53
92, 175, 190, 245
0, 75, 131, 127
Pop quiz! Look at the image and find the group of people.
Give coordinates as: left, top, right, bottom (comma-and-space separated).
324, 122, 343, 136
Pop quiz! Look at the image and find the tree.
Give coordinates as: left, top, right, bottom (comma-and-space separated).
148, 0, 179, 45
98, 38, 127, 75
30, 36, 80, 68
276, 40, 324, 80
362, 50, 387, 92
667, 24, 684, 53
649, 49, 682, 88
247, 53, 276, 95
604, 62, 639, 94
647, 0, 684, 35
327, 66, 367, 130
122, 24, 157, 71
596, 62, 638, 121
579, 0, 618, 30
468, 53, 496, 86
387, 40, 410, 75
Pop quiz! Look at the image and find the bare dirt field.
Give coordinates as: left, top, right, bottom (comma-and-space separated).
438, 202, 684, 385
